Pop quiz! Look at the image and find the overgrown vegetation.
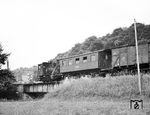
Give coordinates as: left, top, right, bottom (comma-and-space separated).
0, 44, 18, 100
45, 74, 150, 100
56, 23, 150, 59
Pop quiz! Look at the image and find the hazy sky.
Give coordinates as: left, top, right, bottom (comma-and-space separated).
0, 0, 150, 70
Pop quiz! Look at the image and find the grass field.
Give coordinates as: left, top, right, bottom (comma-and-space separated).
0, 75, 150, 115
45, 74, 150, 99
0, 98, 150, 115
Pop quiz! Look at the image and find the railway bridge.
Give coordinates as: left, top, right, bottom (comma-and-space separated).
15, 81, 61, 98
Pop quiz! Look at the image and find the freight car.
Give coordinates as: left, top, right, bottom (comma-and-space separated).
38, 42, 150, 81
111, 43, 150, 75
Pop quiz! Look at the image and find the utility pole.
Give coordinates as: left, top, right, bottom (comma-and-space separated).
134, 19, 142, 95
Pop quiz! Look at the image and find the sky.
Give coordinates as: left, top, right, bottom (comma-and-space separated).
0, 0, 150, 70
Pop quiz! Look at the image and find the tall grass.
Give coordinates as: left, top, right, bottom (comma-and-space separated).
44, 74, 150, 100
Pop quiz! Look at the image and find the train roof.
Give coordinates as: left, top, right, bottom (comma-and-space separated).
58, 49, 105, 60
110, 42, 150, 50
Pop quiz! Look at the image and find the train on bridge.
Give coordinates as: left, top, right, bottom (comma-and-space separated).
40, 42, 150, 79
16, 42, 150, 94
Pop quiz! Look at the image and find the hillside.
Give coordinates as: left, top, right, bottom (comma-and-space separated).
56, 23, 150, 59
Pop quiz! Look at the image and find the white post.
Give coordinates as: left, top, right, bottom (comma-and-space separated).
134, 19, 142, 95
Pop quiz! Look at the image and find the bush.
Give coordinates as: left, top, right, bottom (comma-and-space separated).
0, 69, 19, 100
44, 74, 150, 100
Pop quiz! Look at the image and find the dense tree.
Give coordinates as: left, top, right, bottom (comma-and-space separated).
0, 69, 15, 92
68, 36, 98, 56
0, 44, 9, 68
0, 44, 17, 99
89, 39, 104, 51
111, 28, 124, 37
57, 23, 150, 58
80, 36, 97, 52
69, 43, 81, 56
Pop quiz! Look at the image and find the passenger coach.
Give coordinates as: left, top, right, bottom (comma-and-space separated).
59, 49, 112, 77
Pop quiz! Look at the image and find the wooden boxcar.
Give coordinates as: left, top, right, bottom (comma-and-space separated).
112, 43, 150, 68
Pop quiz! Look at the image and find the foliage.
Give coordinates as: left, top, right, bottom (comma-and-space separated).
0, 44, 9, 68
0, 69, 15, 91
0, 44, 19, 99
89, 39, 104, 51
79, 36, 97, 53
0, 69, 17, 99
45, 74, 150, 99
68, 43, 82, 56
0, 44, 14, 92
57, 23, 150, 58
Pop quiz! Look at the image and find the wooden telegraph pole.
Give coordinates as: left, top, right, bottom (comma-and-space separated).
134, 19, 142, 95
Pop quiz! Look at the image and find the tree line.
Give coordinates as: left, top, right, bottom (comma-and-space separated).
57, 23, 150, 58
0, 45, 18, 99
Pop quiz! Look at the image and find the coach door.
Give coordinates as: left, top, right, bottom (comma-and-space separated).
98, 49, 112, 70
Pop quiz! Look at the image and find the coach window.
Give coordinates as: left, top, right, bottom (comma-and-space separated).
83, 56, 87, 63
69, 59, 73, 65
91, 55, 96, 61
75, 58, 80, 64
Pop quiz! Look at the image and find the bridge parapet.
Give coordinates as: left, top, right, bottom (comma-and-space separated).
15, 81, 62, 94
